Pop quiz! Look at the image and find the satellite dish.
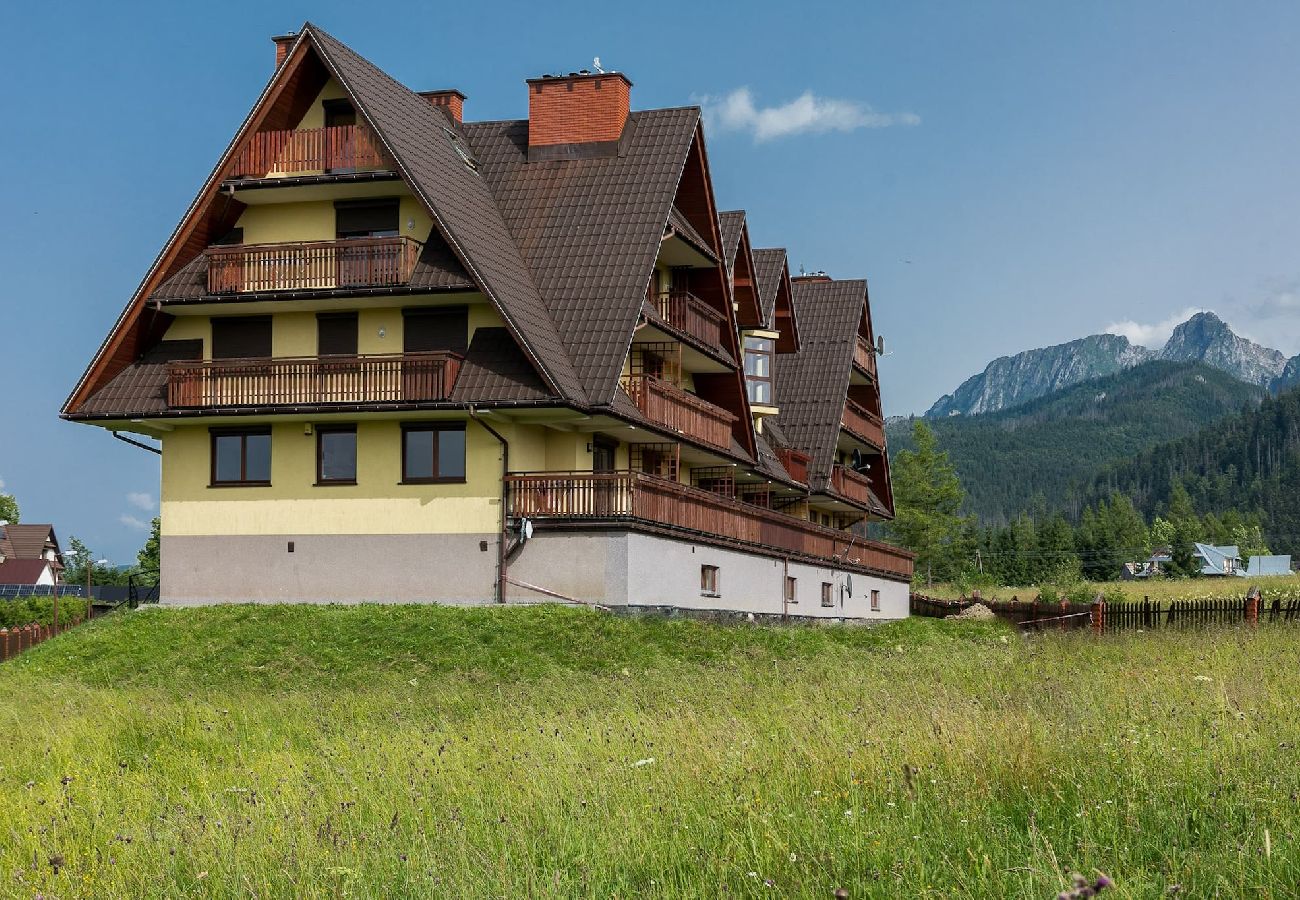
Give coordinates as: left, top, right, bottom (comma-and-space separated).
521, 518, 534, 541
876, 335, 886, 355
851, 448, 865, 471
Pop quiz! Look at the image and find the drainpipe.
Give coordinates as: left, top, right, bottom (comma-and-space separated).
469, 407, 509, 604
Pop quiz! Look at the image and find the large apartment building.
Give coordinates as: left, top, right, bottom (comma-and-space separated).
63, 24, 912, 617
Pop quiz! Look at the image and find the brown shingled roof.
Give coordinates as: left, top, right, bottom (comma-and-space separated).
0, 559, 53, 585
770, 279, 867, 481
717, 211, 745, 275
306, 24, 580, 401
0, 525, 60, 561
753, 248, 787, 329
463, 108, 703, 405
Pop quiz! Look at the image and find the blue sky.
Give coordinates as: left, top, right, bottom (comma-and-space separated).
4, 0, 1300, 564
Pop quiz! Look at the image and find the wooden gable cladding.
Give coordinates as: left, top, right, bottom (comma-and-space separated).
669, 125, 755, 457
773, 263, 800, 354
730, 221, 763, 329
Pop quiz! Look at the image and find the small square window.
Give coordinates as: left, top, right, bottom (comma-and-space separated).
317, 426, 358, 484
402, 423, 467, 483
701, 565, 719, 596
210, 428, 271, 486
870, 589, 881, 612
821, 582, 834, 608
784, 575, 797, 604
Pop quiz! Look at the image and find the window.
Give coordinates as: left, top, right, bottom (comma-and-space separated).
744, 336, 775, 406
317, 426, 357, 484
402, 423, 466, 483
335, 199, 399, 239
317, 313, 358, 356
211, 428, 271, 486
211, 316, 272, 360
821, 582, 834, 608
784, 576, 797, 605
700, 565, 719, 596
404, 306, 469, 355
870, 589, 881, 612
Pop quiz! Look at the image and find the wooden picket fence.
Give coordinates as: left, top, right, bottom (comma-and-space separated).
911, 591, 1300, 635
0, 620, 80, 662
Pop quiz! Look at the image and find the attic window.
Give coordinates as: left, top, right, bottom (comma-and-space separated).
443, 127, 479, 173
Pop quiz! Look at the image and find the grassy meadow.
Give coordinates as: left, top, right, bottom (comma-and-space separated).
1, 604, 1298, 898
918, 574, 1300, 604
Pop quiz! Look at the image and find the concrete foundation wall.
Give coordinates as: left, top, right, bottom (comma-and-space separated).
161, 534, 498, 605
161, 530, 909, 620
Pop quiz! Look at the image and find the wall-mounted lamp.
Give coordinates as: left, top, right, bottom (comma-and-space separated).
378, 327, 387, 339
586, 442, 593, 453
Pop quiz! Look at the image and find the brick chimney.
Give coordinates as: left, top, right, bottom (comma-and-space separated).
526, 72, 631, 158
272, 32, 297, 68
418, 90, 467, 124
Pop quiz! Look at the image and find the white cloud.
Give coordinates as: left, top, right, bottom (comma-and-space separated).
126, 491, 155, 511
118, 514, 150, 531
1104, 307, 1204, 349
698, 87, 920, 142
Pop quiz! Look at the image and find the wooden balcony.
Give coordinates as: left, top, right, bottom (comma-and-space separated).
841, 397, 885, 450
167, 352, 461, 409
504, 470, 913, 580
206, 237, 422, 295
830, 463, 876, 509
776, 448, 811, 484
228, 125, 387, 178
653, 291, 726, 352
622, 375, 737, 451
853, 335, 877, 379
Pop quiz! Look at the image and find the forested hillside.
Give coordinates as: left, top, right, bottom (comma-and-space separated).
888, 361, 1264, 524
1087, 385, 1300, 554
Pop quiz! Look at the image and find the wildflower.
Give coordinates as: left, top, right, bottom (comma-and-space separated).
634, 757, 655, 767
844, 809, 853, 818
789, 853, 797, 862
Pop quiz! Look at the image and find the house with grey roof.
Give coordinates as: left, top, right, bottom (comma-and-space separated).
61, 24, 909, 616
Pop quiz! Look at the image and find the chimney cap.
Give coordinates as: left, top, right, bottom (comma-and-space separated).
526, 71, 632, 88
417, 89, 468, 101
271, 31, 298, 44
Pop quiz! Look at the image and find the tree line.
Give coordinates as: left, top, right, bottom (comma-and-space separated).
885, 421, 1270, 587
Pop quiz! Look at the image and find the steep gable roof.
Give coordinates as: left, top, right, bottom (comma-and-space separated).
718, 211, 746, 269
64, 22, 576, 417
0, 559, 53, 586
753, 249, 787, 329
771, 279, 867, 479
306, 25, 581, 400
463, 108, 702, 403
0, 524, 60, 560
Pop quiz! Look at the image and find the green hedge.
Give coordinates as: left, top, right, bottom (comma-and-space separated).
0, 596, 87, 629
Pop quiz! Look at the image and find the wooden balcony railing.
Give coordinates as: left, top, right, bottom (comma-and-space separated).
830, 463, 876, 509
776, 448, 811, 484
622, 375, 737, 451
841, 397, 885, 450
654, 291, 726, 352
504, 470, 913, 580
228, 125, 387, 178
853, 335, 877, 378
206, 236, 422, 295
167, 351, 461, 409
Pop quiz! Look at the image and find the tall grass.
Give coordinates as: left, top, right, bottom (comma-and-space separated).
921, 575, 1300, 604
1, 605, 1297, 898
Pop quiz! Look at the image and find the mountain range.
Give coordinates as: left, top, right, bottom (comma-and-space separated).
926, 312, 1291, 417
888, 360, 1266, 524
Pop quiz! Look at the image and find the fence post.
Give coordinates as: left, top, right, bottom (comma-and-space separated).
1246, 588, 1260, 627
1090, 595, 1106, 635
0, 628, 7, 661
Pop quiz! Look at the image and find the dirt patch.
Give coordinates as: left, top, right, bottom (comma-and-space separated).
946, 602, 996, 621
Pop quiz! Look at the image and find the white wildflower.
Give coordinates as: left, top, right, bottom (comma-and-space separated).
634, 757, 655, 767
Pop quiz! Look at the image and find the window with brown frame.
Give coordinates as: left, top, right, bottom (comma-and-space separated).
784, 575, 798, 605
744, 335, 775, 405
870, 589, 881, 612
821, 582, 834, 608
210, 428, 271, 486
700, 565, 720, 596
401, 423, 466, 483
316, 426, 358, 485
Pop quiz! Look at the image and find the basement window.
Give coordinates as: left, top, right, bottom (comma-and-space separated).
785, 575, 797, 605
700, 565, 720, 597
821, 582, 834, 608
871, 589, 881, 612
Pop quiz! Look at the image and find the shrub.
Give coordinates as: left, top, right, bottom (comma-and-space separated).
0, 596, 87, 629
